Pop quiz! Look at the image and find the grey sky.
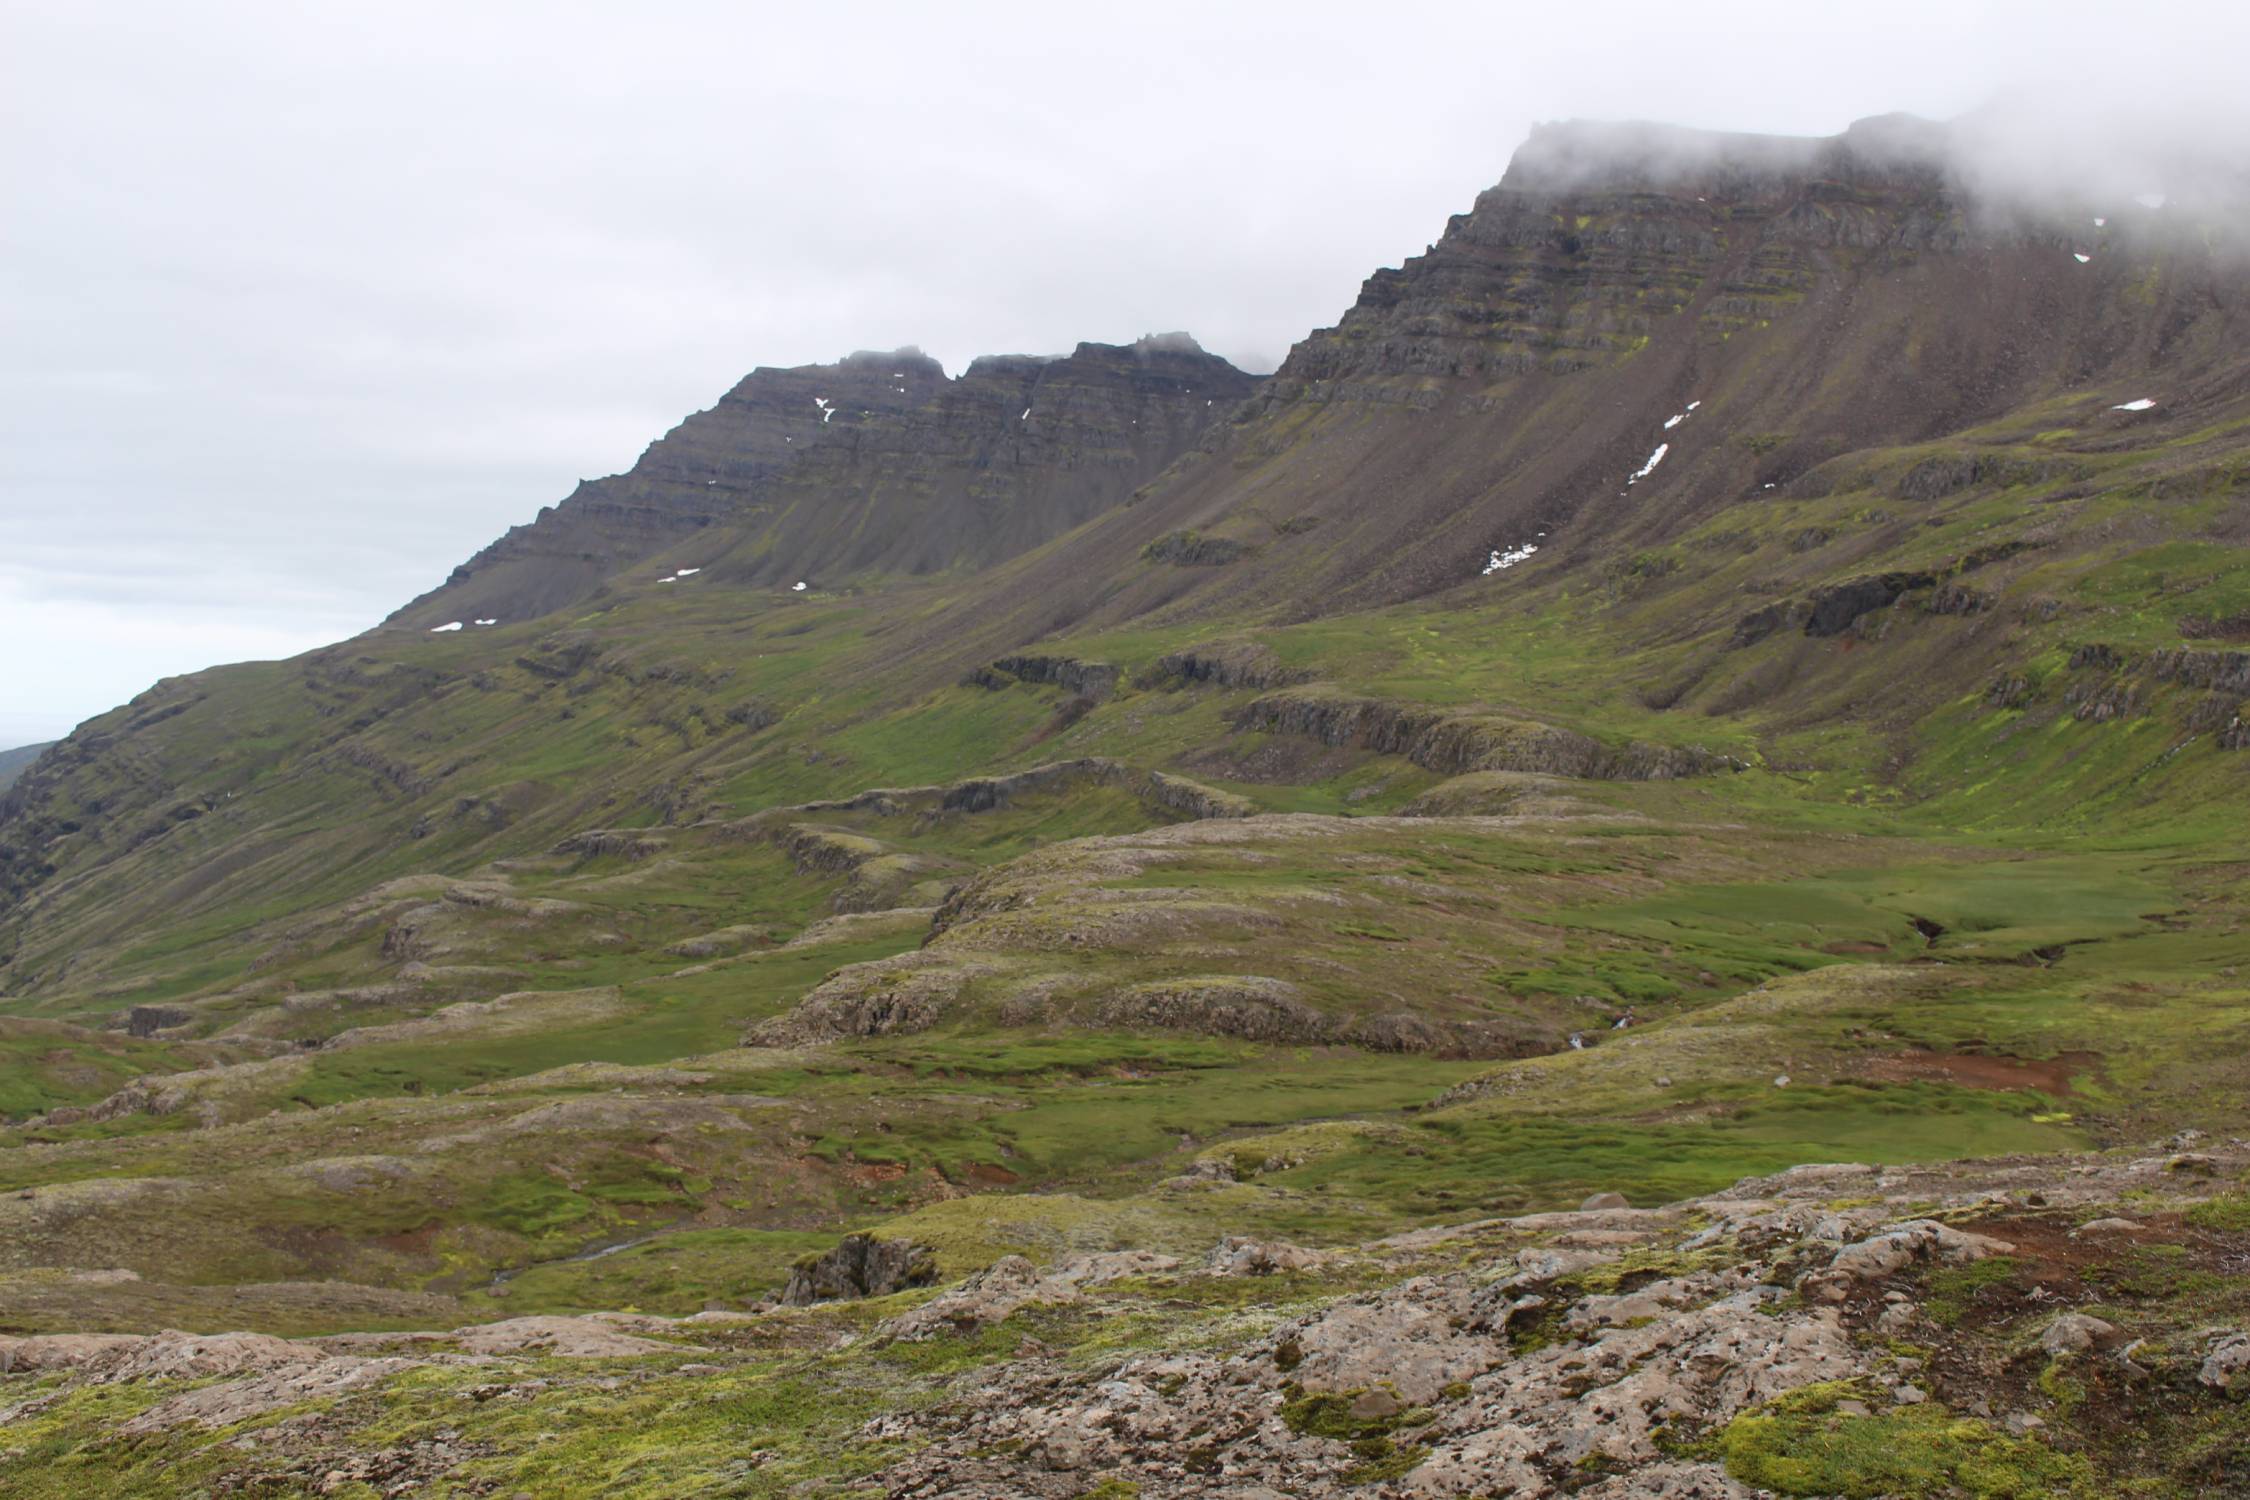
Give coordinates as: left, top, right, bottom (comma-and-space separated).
5, 0, 2245, 744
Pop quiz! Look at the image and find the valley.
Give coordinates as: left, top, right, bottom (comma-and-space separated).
3, 116, 2248, 1496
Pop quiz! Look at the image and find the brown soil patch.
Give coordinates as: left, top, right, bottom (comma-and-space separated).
1862, 1049, 2098, 1096
958, 1163, 1020, 1187
374, 1223, 441, 1256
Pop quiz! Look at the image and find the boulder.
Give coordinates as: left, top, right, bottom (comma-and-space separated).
1204, 1236, 1329, 1276
1802, 1219, 2013, 1300
2040, 1312, 2117, 1357
781, 1234, 938, 1305
2202, 1333, 2250, 1398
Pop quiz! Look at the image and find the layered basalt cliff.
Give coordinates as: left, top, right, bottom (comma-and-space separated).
390, 349, 942, 628
393, 335, 1258, 627
1250, 116, 1975, 404
699, 334, 1261, 586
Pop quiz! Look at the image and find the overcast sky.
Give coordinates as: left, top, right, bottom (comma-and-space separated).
4, 1, 2247, 745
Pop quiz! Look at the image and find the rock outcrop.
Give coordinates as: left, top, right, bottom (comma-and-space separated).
781, 1234, 938, 1306
1235, 689, 1737, 781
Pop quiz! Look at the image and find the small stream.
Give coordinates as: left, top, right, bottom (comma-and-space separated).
487, 1231, 666, 1290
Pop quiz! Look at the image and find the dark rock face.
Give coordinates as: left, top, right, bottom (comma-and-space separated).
1153, 642, 1309, 691
1235, 690, 1738, 781
781, 1235, 937, 1305
2149, 649, 2250, 696
1244, 119, 1974, 407
1803, 573, 1938, 637
988, 655, 1122, 702
725, 336, 1259, 588
391, 350, 942, 628
393, 336, 1259, 628
118, 1005, 193, 1038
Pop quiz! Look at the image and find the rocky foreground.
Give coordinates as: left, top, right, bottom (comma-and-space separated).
4, 1143, 2245, 1497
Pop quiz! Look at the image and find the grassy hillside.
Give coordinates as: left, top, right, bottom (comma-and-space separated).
3, 119, 2249, 1496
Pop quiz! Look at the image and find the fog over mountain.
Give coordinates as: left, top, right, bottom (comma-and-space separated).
5, 0, 2248, 742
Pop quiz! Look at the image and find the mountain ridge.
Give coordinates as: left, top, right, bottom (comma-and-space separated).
390, 334, 1259, 631
3, 111, 2249, 1498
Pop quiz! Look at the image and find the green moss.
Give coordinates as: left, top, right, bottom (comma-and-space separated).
2183, 1193, 2250, 1231
1923, 1256, 2022, 1327
1713, 1384, 2096, 1497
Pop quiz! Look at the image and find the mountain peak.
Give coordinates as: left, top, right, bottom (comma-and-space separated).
1499, 114, 1954, 195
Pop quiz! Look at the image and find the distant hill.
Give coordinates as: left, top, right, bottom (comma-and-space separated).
0, 742, 50, 793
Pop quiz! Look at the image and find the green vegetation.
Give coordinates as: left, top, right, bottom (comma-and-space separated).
1712, 1383, 2096, 1497
5, 144, 2250, 1496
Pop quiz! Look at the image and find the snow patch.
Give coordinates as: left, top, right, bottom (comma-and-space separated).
792, 581, 808, 592
674, 567, 701, 577
430, 622, 463, 632
1483, 542, 1539, 575
813, 396, 834, 423
2113, 398, 2156, 412
473, 618, 498, 626
1627, 443, 1669, 485
2093, 216, 2107, 227
1021, 407, 1031, 421
2073, 252, 2091, 264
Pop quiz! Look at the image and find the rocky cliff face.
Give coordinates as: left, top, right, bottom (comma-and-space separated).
948, 114, 2246, 636
389, 349, 942, 629
393, 336, 1257, 627
1255, 116, 1996, 402
680, 334, 1261, 590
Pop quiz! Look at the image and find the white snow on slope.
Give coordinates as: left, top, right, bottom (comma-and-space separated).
430, 622, 463, 632
792, 581, 808, 592
2074, 253, 2092, 264
2113, 398, 2156, 412
1627, 443, 1669, 484
1483, 543, 1539, 575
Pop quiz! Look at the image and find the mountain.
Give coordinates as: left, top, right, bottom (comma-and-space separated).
0, 744, 49, 794
4, 116, 2250, 1498
390, 334, 1259, 629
